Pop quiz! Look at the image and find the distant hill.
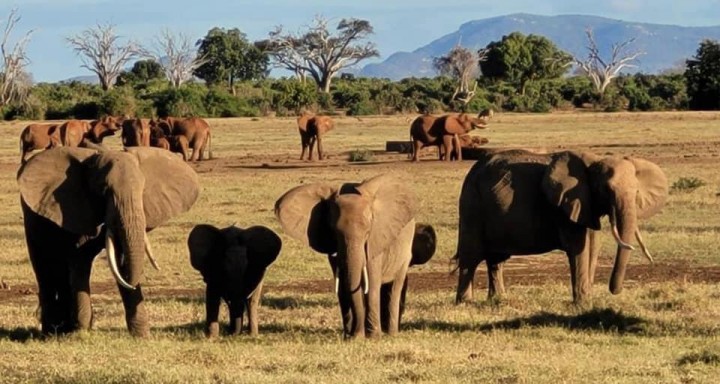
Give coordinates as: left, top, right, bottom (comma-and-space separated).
60, 75, 99, 85
360, 13, 720, 80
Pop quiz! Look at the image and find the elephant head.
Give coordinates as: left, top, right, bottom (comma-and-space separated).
121, 118, 151, 147
542, 151, 668, 294
275, 174, 428, 337
86, 116, 122, 144
17, 146, 199, 336
188, 224, 281, 336
443, 113, 489, 135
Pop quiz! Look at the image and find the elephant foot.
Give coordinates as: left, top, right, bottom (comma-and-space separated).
206, 322, 220, 338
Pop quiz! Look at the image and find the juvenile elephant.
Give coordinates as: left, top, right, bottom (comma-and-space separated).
454, 149, 668, 304
18, 147, 199, 337
19, 123, 61, 163
155, 117, 212, 161
148, 124, 190, 159
122, 118, 151, 147
297, 112, 335, 161
188, 224, 282, 337
409, 112, 489, 161
275, 174, 436, 338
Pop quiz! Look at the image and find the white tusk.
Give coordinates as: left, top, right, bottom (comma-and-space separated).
334, 266, 340, 295
635, 229, 654, 263
246, 286, 259, 300
144, 232, 160, 271
106, 229, 135, 290
610, 211, 636, 251
362, 265, 369, 295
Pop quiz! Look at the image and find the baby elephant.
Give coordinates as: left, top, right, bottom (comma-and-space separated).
188, 224, 282, 337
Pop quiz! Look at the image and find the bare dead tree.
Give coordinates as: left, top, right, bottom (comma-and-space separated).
153, 30, 207, 88
574, 28, 645, 96
67, 23, 146, 91
0, 9, 33, 107
261, 16, 379, 92
434, 45, 488, 105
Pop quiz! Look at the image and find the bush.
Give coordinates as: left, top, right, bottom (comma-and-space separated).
671, 177, 706, 193
348, 149, 374, 162
100, 87, 137, 117
152, 84, 208, 117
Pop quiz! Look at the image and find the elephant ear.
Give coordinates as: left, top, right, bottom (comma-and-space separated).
275, 183, 338, 254
411, 223, 436, 266
443, 115, 468, 135
241, 226, 282, 268
358, 174, 417, 257
628, 157, 669, 219
17, 147, 103, 235
542, 151, 600, 230
125, 147, 200, 229
297, 114, 312, 132
188, 224, 223, 272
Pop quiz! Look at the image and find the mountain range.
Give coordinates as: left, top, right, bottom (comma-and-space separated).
359, 13, 720, 80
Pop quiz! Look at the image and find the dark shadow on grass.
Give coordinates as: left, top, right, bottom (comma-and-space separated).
262, 295, 334, 310
157, 321, 205, 335
157, 321, 339, 337
677, 351, 720, 366
402, 308, 649, 335
0, 326, 45, 342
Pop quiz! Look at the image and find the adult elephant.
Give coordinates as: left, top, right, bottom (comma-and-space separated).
156, 117, 212, 161
20, 117, 121, 163
85, 116, 122, 144
19, 123, 61, 163
275, 174, 436, 338
409, 112, 489, 162
188, 224, 282, 337
296, 112, 335, 161
454, 149, 668, 304
122, 118, 151, 147
18, 146, 199, 337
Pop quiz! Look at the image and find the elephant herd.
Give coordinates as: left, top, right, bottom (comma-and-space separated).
14, 113, 670, 340
19, 116, 212, 164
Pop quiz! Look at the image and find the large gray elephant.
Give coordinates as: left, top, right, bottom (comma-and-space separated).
188, 224, 282, 337
454, 149, 668, 303
275, 174, 436, 338
18, 146, 199, 337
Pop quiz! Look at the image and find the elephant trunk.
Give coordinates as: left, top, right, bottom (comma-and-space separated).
608, 193, 638, 294
343, 244, 366, 338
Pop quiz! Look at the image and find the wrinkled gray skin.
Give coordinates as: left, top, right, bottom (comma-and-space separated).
188, 225, 282, 337
455, 149, 668, 304
275, 174, 436, 338
18, 147, 199, 337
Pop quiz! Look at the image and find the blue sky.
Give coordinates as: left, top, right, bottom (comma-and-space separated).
1, 0, 719, 82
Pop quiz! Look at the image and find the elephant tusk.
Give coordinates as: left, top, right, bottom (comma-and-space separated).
144, 233, 160, 271
610, 211, 636, 251
106, 229, 136, 290
362, 265, 369, 295
334, 266, 340, 295
635, 229, 654, 264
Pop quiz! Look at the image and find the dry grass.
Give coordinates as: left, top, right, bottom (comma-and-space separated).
0, 112, 719, 383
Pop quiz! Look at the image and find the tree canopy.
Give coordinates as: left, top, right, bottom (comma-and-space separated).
481, 32, 572, 94
193, 27, 268, 92
117, 59, 164, 86
259, 16, 379, 93
685, 39, 720, 110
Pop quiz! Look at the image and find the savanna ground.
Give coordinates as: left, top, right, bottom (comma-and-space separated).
0, 112, 719, 383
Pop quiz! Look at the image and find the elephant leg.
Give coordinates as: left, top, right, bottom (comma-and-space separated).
300, 134, 309, 160
190, 141, 200, 162
316, 135, 324, 160
486, 258, 507, 300
117, 284, 149, 338
308, 136, 317, 161
384, 272, 408, 336
68, 254, 94, 331
329, 256, 353, 335
364, 264, 382, 338
564, 229, 592, 303
453, 134, 462, 161
204, 284, 222, 337
412, 141, 422, 161
246, 281, 263, 336
228, 299, 245, 336
588, 229, 600, 287
442, 135, 454, 161
455, 253, 481, 304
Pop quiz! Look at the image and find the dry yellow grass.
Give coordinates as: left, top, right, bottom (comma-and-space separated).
0, 112, 718, 383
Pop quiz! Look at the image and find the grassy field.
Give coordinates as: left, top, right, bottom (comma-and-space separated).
0, 112, 719, 383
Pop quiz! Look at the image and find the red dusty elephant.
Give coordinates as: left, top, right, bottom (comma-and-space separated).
154, 117, 212, 161
122, 118, 152, 148
409, 112, 489, 162
20, 117, 120, 163
297, 112, 335, 161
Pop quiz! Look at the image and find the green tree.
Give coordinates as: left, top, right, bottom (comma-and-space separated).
194, 27, 268, 93
116, 60, 164, 86
685, 39, 720, 110
481, 32, 572, 95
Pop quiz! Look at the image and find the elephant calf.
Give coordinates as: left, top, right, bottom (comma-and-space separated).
188, 224, 282, 337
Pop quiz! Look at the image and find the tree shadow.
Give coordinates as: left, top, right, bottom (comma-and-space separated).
402, 308, 649, 335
